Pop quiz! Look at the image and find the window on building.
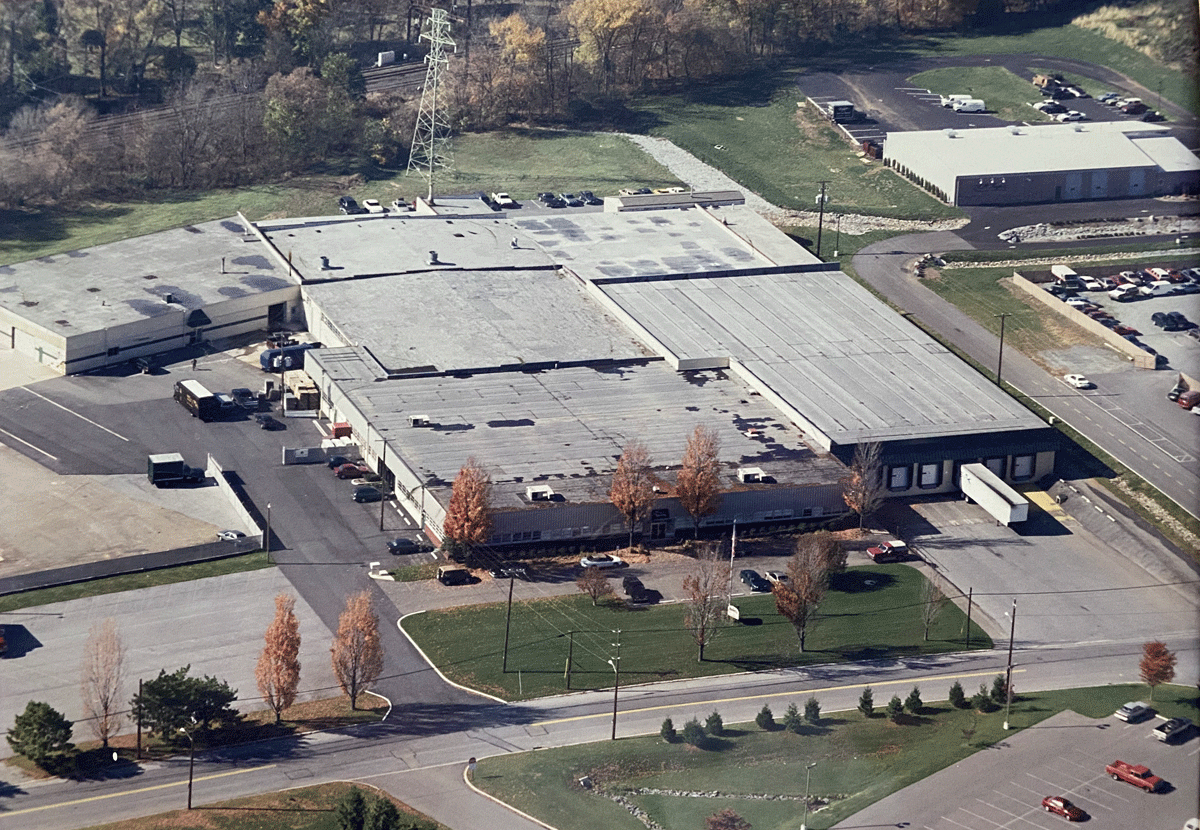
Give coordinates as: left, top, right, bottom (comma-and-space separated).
1011, 454, 1035, 481
887, 465, 912, 490
918, 462, 942, 489
985, 457, 1006, 478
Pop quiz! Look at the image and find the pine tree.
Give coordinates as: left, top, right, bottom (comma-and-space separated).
949, 680, 967, 709
904, 686, 922, 714
858, 686, 874, 718
804, 697, 821, 724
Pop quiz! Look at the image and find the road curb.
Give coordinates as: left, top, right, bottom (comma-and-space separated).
396, 611, 507, 703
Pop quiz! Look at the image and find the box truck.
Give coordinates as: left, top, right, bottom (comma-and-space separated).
147, 453, 205, 486
174, 379, 222, 421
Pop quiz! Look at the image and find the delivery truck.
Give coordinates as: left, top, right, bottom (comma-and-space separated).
147, 453, 206, 486
174, 379, 222, 421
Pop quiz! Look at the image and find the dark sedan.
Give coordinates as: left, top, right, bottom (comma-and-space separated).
739, 569, 771, 592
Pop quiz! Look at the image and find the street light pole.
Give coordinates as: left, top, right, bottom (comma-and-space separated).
994, 313, 1011, 387
265, 502, 272, 564
815, 181, 829, 259
1003, 598, 1016, 730
800, 761, 816, 830
178, 727, 195, 809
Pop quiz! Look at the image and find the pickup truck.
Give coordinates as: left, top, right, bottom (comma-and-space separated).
490, 192, 516, 208
1105, 760, 1164, 792
1153, 717, 1192, 742
867, 541, 908, 562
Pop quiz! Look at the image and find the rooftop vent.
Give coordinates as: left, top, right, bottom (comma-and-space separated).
1009, 126, 1022, 135
737, 467, 766, 483
164, 293, 176, 304
943, 128, 958, 139
408, 415, 430, 427
526, 484, 554, 501
744, 428, 764, 438
427, 250, 440, 265
320, 255, 331, 270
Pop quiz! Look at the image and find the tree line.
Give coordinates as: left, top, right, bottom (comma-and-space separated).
1, 0, 1086, 207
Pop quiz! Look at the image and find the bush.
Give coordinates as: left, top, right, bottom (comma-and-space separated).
7, 701, 74, 768
782, 702, 802, 733
364, 794, 402, 830
336, 787, 367, 830
858, 686, 874, 718
886, 694, 904, 721
991, 674, 1009, 705
972, 683, 996, 712
755, 704, 775, 730
904, 686, 922, 714
948, 680, 968, 709
682, 717, 705, 746
804, 696, 821, 724
660, 717, 676, 742
705, 710, 724, 737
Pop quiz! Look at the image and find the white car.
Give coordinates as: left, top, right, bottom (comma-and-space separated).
1081, 277, 1103, 291
362, 199, 385, 214
580, 554, 625, 569
1115, 701, 1151, 722
216, 529, 245, 541
1055, 110, 1085, 122
390, 198, 410, 212
765, 571, 789, 584
1063, 374, 1093, 389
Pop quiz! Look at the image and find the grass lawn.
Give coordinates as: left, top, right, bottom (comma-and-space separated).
0, 552, 272, 613
78, 782, 445, 830
403, 565, 991, 700
633, 73, 961, 220
908, 66, 1057, 123
473, 683, 1199, 830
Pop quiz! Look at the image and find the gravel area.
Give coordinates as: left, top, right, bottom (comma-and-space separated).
620, 133, 967, 235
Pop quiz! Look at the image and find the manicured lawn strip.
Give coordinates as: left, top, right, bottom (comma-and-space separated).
0, 131, 675, 266
908, 66, 1057, 123
0, 552, 271, 613
391, 562, 440, 582
908, 26, 1197, 114
473, 683, 1198, 830
403, 565, 991, 700
78, 781, 446, 830
634, 75, 960, 220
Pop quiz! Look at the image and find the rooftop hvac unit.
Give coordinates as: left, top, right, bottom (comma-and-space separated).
737, 467, 766, 483
408, 414, 430, 427
526, 484, 554, 501
943, 128, 958, 139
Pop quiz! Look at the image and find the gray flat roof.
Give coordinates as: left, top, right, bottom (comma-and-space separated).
0, 218, 288, 333
331, 355, 846, 505
884, 122, 1193, 177
597, 271, 1043, 443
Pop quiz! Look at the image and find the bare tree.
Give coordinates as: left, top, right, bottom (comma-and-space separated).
330, 590, 384, 709
682, 542, 730, 661
256, 593, 302, 724
920, 578, 948, 642
772, 531, 842, 652
609, 439, 656, 551
442, 457, 493, 553
1139, 640, 1176, 701
80, 618, 126, 748
675, 424, 721, 537
841, 441, 884, 530
576, 567, 615, 606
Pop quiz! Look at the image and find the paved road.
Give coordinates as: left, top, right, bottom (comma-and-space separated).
852, 232, 1200, 519
3, 638, 1196, 830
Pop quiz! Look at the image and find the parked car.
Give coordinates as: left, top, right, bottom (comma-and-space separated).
216, 529, 245, 541
1115, 701, 1152, 722
1032, 101, 1066, 114
1081, 277, 1103, 291
1066, 86, 1089, 98
338, 196, 366, 215
1153, 717, 1192, 742
867, 540, 909, 562
388, 537, 432, 554
1141, 111, 1166, 122
739, 569, 771, 592
1063, 374, 1093, 389
1166, 311, 1193, 329
1055, 110, 1085, 122
490, 562, 532, 580
1097, 92, 1119, 104
1121, 101, 1149, 115
255, 414, 285, 430
352, 486, 383, 503
580, 554, 625, 569
1041, 796, 1085, 821
537, 192, 556, 203
437, 565, 472, 585
1108, 286, 1139, 302
362, 199, 385, 214
490, 192, 516, 208
1106, 759, 1164, 792
231, 387, 256, 409
622, 575, 645, 595
579, 190, 603, 205
1113, 324, 1140, 336
765, 570, 789, 584
326, 455, 354, 469
559, 193, 584, 207
335, 462, 372, 479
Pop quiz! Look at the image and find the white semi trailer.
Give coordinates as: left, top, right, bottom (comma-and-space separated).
959, 463, 1029, 525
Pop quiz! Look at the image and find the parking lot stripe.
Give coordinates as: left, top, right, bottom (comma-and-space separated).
20, 387, 129, 441
0, 425, 58, 460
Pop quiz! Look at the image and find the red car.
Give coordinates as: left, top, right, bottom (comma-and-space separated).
1041, 796, 1085, 820
1113, 324, 1140, 336
334, 463, 371, 479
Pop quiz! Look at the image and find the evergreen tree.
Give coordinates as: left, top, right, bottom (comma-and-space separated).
858, 686, 874, 718
948, 680, 967, 709
804, 697, 821, 724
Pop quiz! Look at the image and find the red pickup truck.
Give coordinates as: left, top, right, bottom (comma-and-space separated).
1106, 760, 1164, 792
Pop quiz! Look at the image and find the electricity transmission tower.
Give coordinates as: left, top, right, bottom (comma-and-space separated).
408, 8, 456, 204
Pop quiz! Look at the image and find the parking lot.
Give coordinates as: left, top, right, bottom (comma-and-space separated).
834, 709, 1200, 830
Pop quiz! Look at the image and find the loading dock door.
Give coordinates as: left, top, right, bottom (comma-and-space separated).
1128, 169, 1146, 196
1063, 172, 1083, 200
1090, 170, 1108, 198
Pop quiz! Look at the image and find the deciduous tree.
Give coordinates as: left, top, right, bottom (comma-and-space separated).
772, 531, 842, 652
681, 542, 729, 661
331, 590, 384, 709
841, 441, 884, 530
1139, 640, 1176, 701
675, 424, 721, 537
920, 577, 948, 642
609, 439, 655, 551
80, 618, 126, 748
706, 807, 751, 830
256, 593, 302, 724
442, 457, 493, 557
7, 701, 74, 767
576, 566, 614, 606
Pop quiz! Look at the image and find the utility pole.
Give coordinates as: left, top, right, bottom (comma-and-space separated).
994, 313, 1011, 387
265, 502, 272, 565
378, 438, 387, 531
502, 575, 515, 672
564, 631, 574, 689
608, 630, 621, 740
964, 586, 972, 649
1003, 598, 1016, 730
815, 181, 830, 259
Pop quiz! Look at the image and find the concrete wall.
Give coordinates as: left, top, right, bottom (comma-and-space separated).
1010, 273, 1156, 368
0, 307, 66, 371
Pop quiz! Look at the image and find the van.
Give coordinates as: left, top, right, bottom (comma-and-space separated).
1178, 391, 1200, 410
940, 94, 971, 108
953, 99, 985, 113
1139, 280, 1174, 297
437, 565, 472, 586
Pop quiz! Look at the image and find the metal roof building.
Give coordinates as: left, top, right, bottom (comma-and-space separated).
885, 122, 1200, 206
